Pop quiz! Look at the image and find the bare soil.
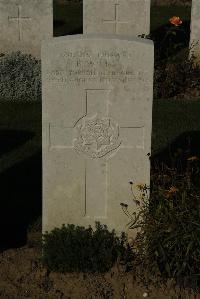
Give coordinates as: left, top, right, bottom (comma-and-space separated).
0, 232, 199, 299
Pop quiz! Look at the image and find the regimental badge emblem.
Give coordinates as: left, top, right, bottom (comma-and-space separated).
74, 114, 121, 159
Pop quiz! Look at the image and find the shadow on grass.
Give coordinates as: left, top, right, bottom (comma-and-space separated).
151, 131, 200, 174
53, 19, 66, 27
53, 1, 83, 37
0, 130, 35, 158
54, 24, 83, 36
0, 151, 42, 251
67, 27, 83, 35
1, 130, 199, 251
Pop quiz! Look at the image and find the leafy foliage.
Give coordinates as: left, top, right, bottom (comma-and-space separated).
0, 52, 41, 101
42, 222, 131, 273
125, 152, 200, 289
151, 21, 189, 62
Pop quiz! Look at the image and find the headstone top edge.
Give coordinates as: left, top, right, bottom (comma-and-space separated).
84, 0, 151, 2
41, 34, 154, 48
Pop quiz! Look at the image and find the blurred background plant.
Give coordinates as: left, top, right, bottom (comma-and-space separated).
152, 16, 188, 62
0, 52, 41, 101
150, 14, 200, 100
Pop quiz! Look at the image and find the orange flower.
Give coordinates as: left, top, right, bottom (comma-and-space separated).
168, 186, 179, 193
169, 16, 182, 26
165, 186, 179, 198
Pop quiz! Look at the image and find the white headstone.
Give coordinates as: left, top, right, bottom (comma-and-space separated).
0, 0, 53, 57
83, 0, 150, 36
42, 34, 154, 234
190, 0, 200, 63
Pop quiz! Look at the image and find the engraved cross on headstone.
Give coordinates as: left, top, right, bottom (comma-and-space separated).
102, 3, 129, 34
8, 4, 31, 41
49, 89, 144, 219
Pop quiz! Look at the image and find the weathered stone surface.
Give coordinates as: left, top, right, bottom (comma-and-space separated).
190, 0, 200, 63
83, 0, 150, 36
42, 34, 154, 234
0, 0, 53, 57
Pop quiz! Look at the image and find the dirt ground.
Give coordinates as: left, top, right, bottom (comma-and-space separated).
0, 232, 199, 299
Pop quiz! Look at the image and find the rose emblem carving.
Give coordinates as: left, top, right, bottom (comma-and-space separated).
74, 114, 121, 158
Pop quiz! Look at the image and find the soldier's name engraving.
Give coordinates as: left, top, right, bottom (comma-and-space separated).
46, 49, 149, 85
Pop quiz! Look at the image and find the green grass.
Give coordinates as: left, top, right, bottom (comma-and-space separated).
0, 102, 41, 174
152, 99, 200, 154
0, 102, 41, 249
